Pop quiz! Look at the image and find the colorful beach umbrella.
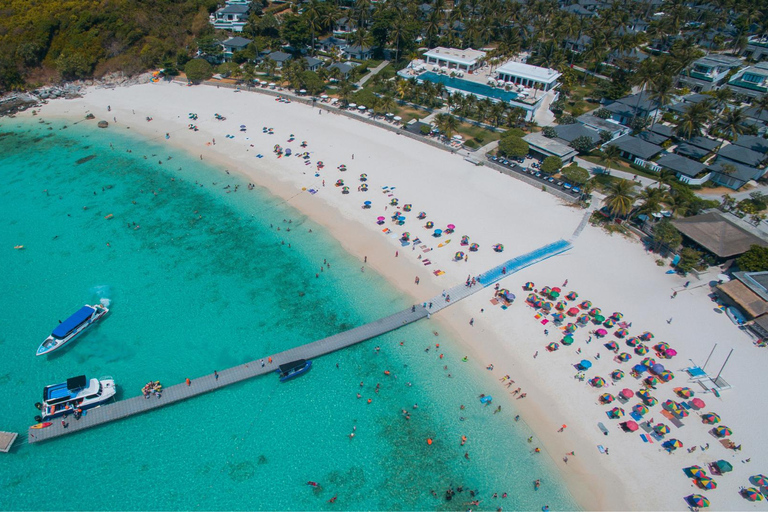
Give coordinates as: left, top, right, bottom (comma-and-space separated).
691, 397, 706, 409
549, 291, 560, 299
617, 352, 632, 362
637, 389, 652, 399
609, 407, 625, 418
643, 396, 658, 406
686, 494, 710, 508
590, 376, 606, 388
615, 328, 628, 338
685, 466, 707, 479
589, 307, 601, 317
632, 364, 648, 374
565, 291, 578, 301
579, 359, 592, 369
665, 439, 683, 451
605, 341, 618, 350
541, 302, 552, 310
524, 282, 534, 290
561, 334, 574, 345
417, 211, 427, 219
675, 387, 694, 399
565, 323, 577, 333
640, 331, 654, 340
742, 488, 763, 501
634, 345, 649, 355
603, 318, 615, 328
662, 399, 681, 411
555, 300, 567, 311
425, 221, 434, 228
599, 393, 615, 404
645, 376, 659, 386
633, 403, 649, 416
553, 313, 566, 322
641, 357, 657, 368
701, 413, 720, 424
697, 477, 717, 490
626, 337, 640, 347
659, 370, 674, 382
469, 243, 479, 252
593, 314, 606, 324
567, 307, 580, 316
663, 348, 678, 358
611, 312, 624, 321
655, 342, 670, 352
619, 388, 634, 399
750, 475, 768, 487
654, 423, 670, 435
540, 286, 551, 296
611, 370, 625, 381
493, 243, 504, 252
713, 425, 732, 437
454, 251, 465, 260
579, 300, 592, 309
577, 314, 590, 325
546, 342, 560, 351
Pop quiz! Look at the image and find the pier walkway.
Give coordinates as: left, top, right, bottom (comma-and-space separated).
28, 237, 573, 443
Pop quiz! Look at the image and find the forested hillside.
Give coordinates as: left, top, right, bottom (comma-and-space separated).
0, 0, 218, 92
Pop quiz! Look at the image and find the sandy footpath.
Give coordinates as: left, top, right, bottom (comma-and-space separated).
27, 81, 768, 510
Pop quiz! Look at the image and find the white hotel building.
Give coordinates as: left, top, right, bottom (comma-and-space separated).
494, 61, 561, 91
422, 47, 487, 73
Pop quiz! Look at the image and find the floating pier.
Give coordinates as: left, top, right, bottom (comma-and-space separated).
0, 431, 18, 452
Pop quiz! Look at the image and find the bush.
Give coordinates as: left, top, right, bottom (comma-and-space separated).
420, 125, 431, 135
562, 165, 590, 185
542, 126, 557, 138
738, 244, 768, 271
464, 139, 478, 148
540, 156, 563, 175
676, 247, 703, 273
504, 127, 526, 138
498, 135, 529, 158
558, 114, 576, 125
184, 59, 212, 83
594, 108, 611, 119
569, 135, 596, 153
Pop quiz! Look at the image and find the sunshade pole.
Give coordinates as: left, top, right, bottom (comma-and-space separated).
713, 348, 734, 384
702, 343, 717, 371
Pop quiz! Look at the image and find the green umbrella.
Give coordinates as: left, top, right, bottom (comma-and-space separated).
715, 460, 733, 473
562, 335, 574, 346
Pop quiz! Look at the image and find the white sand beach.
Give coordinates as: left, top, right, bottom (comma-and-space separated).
29, 81, 768, 510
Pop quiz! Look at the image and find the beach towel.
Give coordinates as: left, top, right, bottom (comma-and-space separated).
490, 298, 499, 305
541, 319, 549, 325
433, 270, 445, 276
597, 445, 606, 454
382, 228, 391, 234
640, 434, 653, 443
422, 260, 431, 266
534, 314, 542, 319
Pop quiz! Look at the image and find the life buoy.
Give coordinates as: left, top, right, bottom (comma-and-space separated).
427, 438, 433, 445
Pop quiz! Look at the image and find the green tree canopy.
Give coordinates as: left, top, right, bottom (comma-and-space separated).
540, 156, 563, 175
498, 135, 529, 158
652, 220, 682, 252
184, 58, 212, 84
562, 165, 590, 185
738, 245, 768, 272
676, 247, 702, 273
569, 135, 596, 153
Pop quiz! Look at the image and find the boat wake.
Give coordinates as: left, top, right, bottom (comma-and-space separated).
91, 285, 111, 307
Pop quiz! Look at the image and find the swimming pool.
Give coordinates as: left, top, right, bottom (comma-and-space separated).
418, 71, 519, 102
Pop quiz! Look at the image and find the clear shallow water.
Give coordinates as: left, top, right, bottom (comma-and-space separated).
0, 118, 577, 511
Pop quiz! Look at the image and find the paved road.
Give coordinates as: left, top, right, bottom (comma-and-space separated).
574, 157, 658, 189
356, 60, 390, 87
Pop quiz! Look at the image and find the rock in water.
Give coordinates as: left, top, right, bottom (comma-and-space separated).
97, 120, 109, 128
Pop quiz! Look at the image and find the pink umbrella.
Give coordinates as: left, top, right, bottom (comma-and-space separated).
664, 348, 678, 357
619, 388, 634, 399
447, 224, 455, 229
377, 216, 385, 220
623, 420, 639, 432
691, 398, 706, 409
596, 328, 608, 337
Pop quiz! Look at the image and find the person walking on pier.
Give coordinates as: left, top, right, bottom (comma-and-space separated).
214, 370, 219, 380
186, 378, 191, 386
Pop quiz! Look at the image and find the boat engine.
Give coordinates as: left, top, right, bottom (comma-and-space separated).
34, 402, 42, 410
34, 415, 42, 423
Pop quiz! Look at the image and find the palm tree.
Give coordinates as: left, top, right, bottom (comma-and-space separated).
648, 75, 674, 128
675, 102, 711, 140
717, 107, 747, 143
603, 180, 638, 220
599, 144, 623, 174
630, 59, 657, 125
304, 0, 322, 55
351, 28, 374, 54
435, 113, 459, 139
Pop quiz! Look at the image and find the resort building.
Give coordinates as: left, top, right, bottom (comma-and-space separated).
678, 55, 743, 93
604, 92, 660, 126
210, 1, 251, 32
707, 160, 765, 190
675, 135, 719, 160
422, 47, 487, 73
220, 37, 252, 62
743, 35, 768, 62
607, 134, 663, 164
727, 62, 768, 99
577, 113, 629, 140
718, 272, 768, 338
657, 153, 710, 185
522, 132, 578, 163
494, 61, 561, 92
672, 210, 768, 261
343, 44, 373, 61
266, 51, 292, 68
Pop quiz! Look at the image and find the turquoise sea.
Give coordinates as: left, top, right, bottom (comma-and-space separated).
0, 118, 577, 511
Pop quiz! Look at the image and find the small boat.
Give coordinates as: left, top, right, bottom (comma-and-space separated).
104, 214, 113, 219
14, 245, 24, 249
276, 359, 312, 382
35, 375, 116, 421
30, 422, 53, 429
36, 304, 109, 356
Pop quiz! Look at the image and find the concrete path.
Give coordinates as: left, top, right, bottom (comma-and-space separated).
574, 157, 658, 189
356, 60, 390, 88
476, 140, 499, 156
532, 90, 557, 127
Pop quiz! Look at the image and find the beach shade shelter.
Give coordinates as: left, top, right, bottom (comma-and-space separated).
342, 186, 350, 193
675, 387, 694, 399
702, 413, 721, 424
633, 403, 649, 416
633, 364, 648, 374
376, 216, 386, 225
400, 232, 410, 241
549, 290, 560, 300
750, 475, 768, 487
608, 407, 625, 418
561, 334, 574, 345
626, 337, 640, 347
611, 312, 624, 321
546, 342, 560, 352
603, 318, 615, 328
417, 211, 427, 219
590, 376, 606, 388
685, 466, 707, 479
577, 314, 590, 325
637, 389, 652, 399
643, 396, 659, 407
425, 221, 434, 228
567, 307, 580, 316
686, 495, 710, 508
596, 329, 609, 338
659, 370, 674, 382
469, 243, 479, 252
714, 425, 732, 437
611, 370, 625, 381
555, 301, 566, 311
589, 307, 602, 317
580, 300, 592, 309
697, 477, 717, 490
445, 223, 455, 233
615, 328, 629, 338
645, 376, 660, 387
655, 342, 670, 352
524, 282, 534, 290
403, 204, 412, 212
433, 229, 443, 237
664, 439, 683, 451
565, 323, 577, 333
663, 348, 678, 358
493, 244, 504, 252
363, 201, 372, 209
599, 393, 615, 404
622, 420, 640, 432
640, 331, 654, 341
566, 291, 578, 301
460, 235, 469, 245
715, 460, 733, 474
635, 345, 649, 356
691, 398, 706, 409
651, 363, 666, 375
618, 352, 632, 362
593, 314, 606, 324
654, 423, 670, 435
619, 388, 635, 400
454, 251, 465, 261
604, 341, 618, 351
742, 488, 764, 501
578, 359, 592, 370
551, 287, 562, 294
360, 173, 368, 181
641, 357, 657, 368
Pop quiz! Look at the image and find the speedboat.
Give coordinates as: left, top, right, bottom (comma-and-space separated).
276, 359, 312, 382
35, 375, 116, 421
36, 304, 109, 356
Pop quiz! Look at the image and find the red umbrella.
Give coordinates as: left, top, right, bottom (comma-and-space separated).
691, 398, 706, 409
567, 307, 580, 316
623, 420, 639, 432
619, 388, 634, 399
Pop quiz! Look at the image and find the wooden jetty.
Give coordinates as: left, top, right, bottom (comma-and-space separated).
28, 238, 572, 444
0, 431, 18, 453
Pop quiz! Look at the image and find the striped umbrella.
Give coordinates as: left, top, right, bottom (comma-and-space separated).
654, 423, 670, 435
599, 393, 615, 404
542, 302, 553, 310
626, 337, 640, 347
663, 399, 681, 411
615, 328, 629, 338
742, 488, 764, 501
618, 352, 632, 362
637, 389, 652, 399
589, 307, 601, 317
566, 291, 578, 301
609, 407, 625, 418
524, 282, 534, 290
527, 293, 538, 303
641, 357, 657, 367
611, 312, 624, 320
591, 376, 606, 388
655, 342, 670, 352
665, 438, 683, 450
605, 341, 618, 350
685, 466, 707, 479
603, 318, 615, 328
659, 370, 674, 382
565, 323, 577, 333
686, 494, 710, 508
645, 375, 660, 386
611, 369, 625, 381
577, 314, 590, 325
701, 413, 720, 424
632, 403, 648, 416
714, 425, 732, 437
561, 335, 574, 345
635, 344, 649, 355
546, 342, 560, 351
676, 408, 690, 418
751, 475, 768, 487
555, 301, 566, 311
697, 477, 717, 490
552, 313, 566, 322
640, 331, 654, 340
643, 396, 658, 406
675, 387, 694, 399
541, 286, 551, 296
580, 300, 592, 309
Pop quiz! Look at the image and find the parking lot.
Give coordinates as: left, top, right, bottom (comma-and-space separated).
486, 155, 582, 197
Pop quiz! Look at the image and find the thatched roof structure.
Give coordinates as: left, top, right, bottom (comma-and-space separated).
671, 211, 768, 258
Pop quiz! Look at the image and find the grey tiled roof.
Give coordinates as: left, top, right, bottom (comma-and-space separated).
657, 153, 707, 177
608, 135, 663, 160
552, 124, 601, 144
718, 144, 766, 167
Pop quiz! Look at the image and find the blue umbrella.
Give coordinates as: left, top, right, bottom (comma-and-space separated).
633, 364, 647, 373
364, 201, 372, 205
579, 359, 592, 369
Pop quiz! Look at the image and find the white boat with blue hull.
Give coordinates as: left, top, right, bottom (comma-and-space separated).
36, 304, 108, 356
35, 375, 117, 422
